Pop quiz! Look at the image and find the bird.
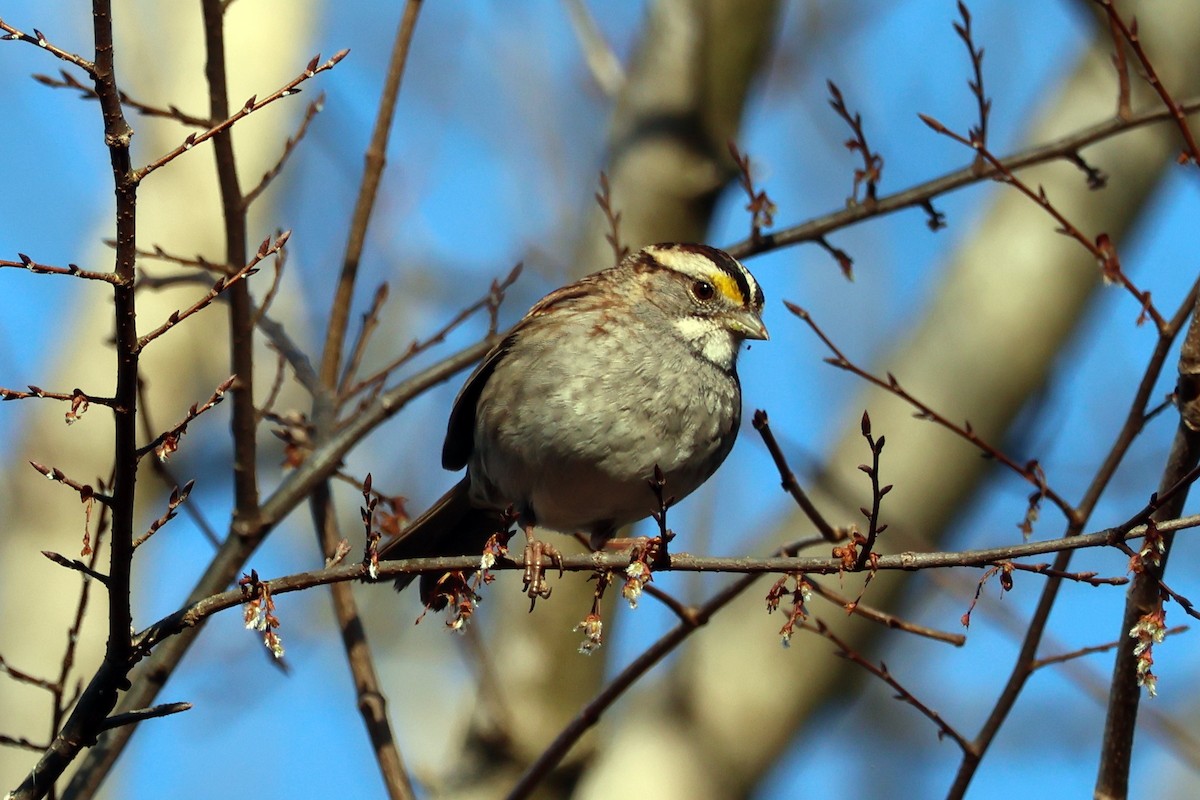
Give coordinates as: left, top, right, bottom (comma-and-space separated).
379, 242, 767, 608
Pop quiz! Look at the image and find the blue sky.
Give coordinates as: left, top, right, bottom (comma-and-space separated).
3, 1, 1199, 798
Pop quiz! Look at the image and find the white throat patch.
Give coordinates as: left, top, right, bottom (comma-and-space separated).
673, 316, 737, 369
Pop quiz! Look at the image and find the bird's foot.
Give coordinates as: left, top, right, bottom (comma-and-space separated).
522, 531, 563, 609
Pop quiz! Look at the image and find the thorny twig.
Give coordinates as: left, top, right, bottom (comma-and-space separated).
728, 141, 777, 242
952, 1, 991, 167
1094, 0, 1200, 165
812, 620, 972, 752
854, 411, 891, 570
826, 81, 884, 204
135, 231, 288, 351
135, 51, 348, 181
724, 96, 1200, 262
33, 69, 212, 127
242, 94, 325, 208
787, 302, 1075, 523
136, 376, 236, 462
917, 114, 1165, 331
0, 253, 120, 283
0, 18, 95, 74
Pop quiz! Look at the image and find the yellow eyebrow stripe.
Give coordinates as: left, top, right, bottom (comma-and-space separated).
710, 271, 742, 305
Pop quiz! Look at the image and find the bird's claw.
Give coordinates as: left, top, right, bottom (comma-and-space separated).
522, 537, 563, 609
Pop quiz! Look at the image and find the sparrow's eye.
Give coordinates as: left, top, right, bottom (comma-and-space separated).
691, 280, 716, 302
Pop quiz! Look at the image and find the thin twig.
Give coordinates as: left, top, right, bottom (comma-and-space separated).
1, 387, 116, 426
751, 409, 843, 542
826, 80, 884, 204
952, 1, 990, 166
728, 141, 777, 243
0, 254, 120, 283
135, 232, 287, 351
0, 18, 95, 73
337, 282, 390, 397
0, 734, 48, 753
594, 172, 629, 265
40, 551, 109, 586
788, 302, 1076, 521
257, 348, 291, 422
724, 96, 1200, 262
1093, 0, 1200, 164
133, 481, 196, 549
806, 581, 966, 646
810, 620, 971, 752
135, 377, 236, 461
1031, 626, 1188, 671
32, 69, 212, 127
339, 262, 521, 408
917, 113, 1164, 331
136, 381, 222, 547
125, 242, 223, 272
133, 50, 348, 182
0, 655, 59, 693
242, 95, 325, 208
27, 461, 109, 505
854, 411, 890, 569
256, 313, 320, 393
250, 232, 288, 325
99, 703, 192, 731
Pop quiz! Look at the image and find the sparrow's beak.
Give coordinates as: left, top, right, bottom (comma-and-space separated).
727, 309, 769, 341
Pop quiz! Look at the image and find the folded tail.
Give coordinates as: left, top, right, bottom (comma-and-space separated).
379, 476, 507, 609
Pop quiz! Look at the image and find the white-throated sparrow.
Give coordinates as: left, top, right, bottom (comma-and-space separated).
381, 243, 767, 606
